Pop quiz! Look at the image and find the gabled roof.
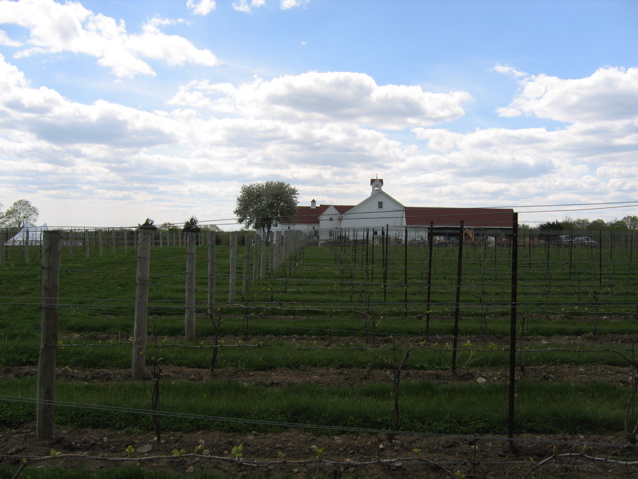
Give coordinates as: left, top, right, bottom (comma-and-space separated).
291, 204, 353, 224
405, 207, 514, 228
346, 189, 404, 213
324, 205, 354, 215
4, 223, 49, 244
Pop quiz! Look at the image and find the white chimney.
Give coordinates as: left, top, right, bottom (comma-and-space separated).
311, 199, 316, 209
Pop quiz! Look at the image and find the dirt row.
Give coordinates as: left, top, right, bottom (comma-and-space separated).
3, 333, 638, 477
3, 423, 638, 478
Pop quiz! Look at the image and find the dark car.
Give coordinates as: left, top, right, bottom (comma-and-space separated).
554, 235, 573, 246
573, 236, 597, 246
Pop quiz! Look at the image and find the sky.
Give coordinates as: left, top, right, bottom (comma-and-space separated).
0, 0, 637, 230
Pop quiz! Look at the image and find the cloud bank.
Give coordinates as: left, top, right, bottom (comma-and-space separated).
0, 0, 636, 228
0, 0, 217, 77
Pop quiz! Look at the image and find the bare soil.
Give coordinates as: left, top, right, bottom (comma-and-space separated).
2, 334, 638, 477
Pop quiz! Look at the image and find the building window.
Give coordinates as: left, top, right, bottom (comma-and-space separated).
378, 201, 383, 209
329, 217, 333, 221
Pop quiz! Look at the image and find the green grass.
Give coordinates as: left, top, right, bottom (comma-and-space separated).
0, 333, 632, 370
2, 238, 638, 442
0, 376, 632, 436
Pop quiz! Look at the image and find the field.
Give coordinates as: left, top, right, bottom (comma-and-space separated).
1, 229, 638, 478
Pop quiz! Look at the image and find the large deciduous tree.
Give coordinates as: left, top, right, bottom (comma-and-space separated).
234, 181, 298, 244
622, 215, 638, 231
1, 199, 39, 229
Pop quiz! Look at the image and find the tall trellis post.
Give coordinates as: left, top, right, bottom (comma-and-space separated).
132, 228, 152, 379
37, 230, 62, 440
185, 233, 197, 340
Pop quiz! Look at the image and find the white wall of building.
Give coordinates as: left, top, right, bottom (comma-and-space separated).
340, 191, 404, 230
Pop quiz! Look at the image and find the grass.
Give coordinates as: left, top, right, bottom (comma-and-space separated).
0, 376, 632, 436
2, 237, 638, 441
0, 334, 632, 370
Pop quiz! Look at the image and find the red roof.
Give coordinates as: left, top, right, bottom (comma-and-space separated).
404, 207, 514, 228
290, 204, 354, 224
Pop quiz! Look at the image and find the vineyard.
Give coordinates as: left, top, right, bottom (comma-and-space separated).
1, 227, 638, 478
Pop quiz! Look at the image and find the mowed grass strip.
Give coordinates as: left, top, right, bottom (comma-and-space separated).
0, 336, 633, 370
0, 377, 632, 436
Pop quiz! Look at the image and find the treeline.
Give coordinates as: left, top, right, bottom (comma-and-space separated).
137, 217, 254, 246
534, 215, 638, 232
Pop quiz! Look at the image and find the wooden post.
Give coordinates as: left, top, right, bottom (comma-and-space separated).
67, 231, 74, 259
228, 233, 237, 302
207, 231, 216, 318
275, 231, 282, 270
451, 221, 464, 375
185, 233, 197, 340
599, 229, 603, 285
386, 227, 390, 299
404, 226, 408, 317
0, 231, 5, 267
425, 222, 434, 336
84, 230, 90, 258
124, 230, 128, 252
370, 229, 375, 283
508, 213, 519, 449
97, 230, 103, 256
243, 234, 251, 299
260, 234, 266, 280
37, 230, 62, 440
252, 235, 260, 284
269, 232, 275, 275
132, 228, 152, 379
24, 227, 30, 263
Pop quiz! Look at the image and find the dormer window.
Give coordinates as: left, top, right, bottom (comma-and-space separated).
378, 201, 383, 209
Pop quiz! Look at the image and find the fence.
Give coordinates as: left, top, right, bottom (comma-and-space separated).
2, 223, 638, 476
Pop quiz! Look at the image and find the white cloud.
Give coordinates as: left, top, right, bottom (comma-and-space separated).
493, 64, 526, 78
0, 30, 22, 47
280, 0, 310, 9
187, 0, 216, 16
1, 47, 636, 227
0, 0, 217, 77
169, 71, 472, 129
233, 0, 266, 13
497, 66, 638, 123
232, 0, 308, 12
0, 55, 176, 148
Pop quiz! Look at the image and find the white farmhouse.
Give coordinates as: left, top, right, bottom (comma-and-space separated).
273, 178, 514, 244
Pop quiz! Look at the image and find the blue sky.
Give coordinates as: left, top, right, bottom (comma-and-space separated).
1, 0, 637, 229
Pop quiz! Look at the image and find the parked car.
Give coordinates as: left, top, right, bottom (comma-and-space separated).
554, 235, 573, 246
433, 236, 448, 246
573, 236, 597, 246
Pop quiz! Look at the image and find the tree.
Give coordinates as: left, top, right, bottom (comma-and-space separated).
589, 219, 606, 230
608, 218, 629, 232
539, 220, 563, 231
137, 218, 158, 230
573, 218, 591, 230
561, 216, 576, 231
182, 216, 201, 233
234, 181, 299, 244
538, 220, 563, 241
622, 215, 638, 231
1, 199, 39, 229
